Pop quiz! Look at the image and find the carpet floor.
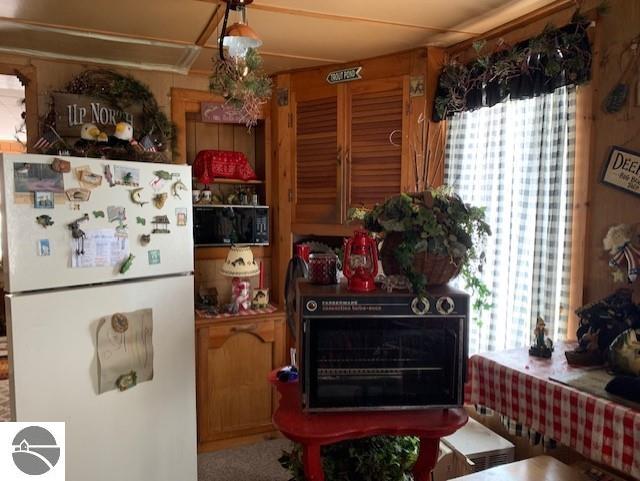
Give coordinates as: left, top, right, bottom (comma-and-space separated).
0, 379, 291, 480
199, 439, 292, 481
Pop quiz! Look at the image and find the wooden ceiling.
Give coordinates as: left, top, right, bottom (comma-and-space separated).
0, 0, 569, 75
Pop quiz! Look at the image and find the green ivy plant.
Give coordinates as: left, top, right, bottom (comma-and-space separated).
352, 187, 492, 325
279, 436, 419, 481
210, 48, 272, 127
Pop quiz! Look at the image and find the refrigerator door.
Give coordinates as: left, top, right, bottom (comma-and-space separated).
7, 275, 197, 481
1, 153, 193, 293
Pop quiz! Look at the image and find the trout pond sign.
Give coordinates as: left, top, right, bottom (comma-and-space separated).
326, 67, 363, 84
602, 146, 640, 197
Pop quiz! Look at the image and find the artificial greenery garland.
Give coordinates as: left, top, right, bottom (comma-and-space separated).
210, 48, 272, 127
63, 69, 175, 150
433, 11, 594, 120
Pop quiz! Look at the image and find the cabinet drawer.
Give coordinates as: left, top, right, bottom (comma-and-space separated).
208, 319, 275, 349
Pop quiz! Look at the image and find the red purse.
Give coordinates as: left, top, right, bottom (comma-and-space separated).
193, 150, 258, 184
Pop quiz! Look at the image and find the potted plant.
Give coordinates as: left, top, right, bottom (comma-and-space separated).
279, 435, 419, 481
351, 187, 492, 317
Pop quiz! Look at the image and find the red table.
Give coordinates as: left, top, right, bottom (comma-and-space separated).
270, 371, 468, 481
466, 342, 640, 479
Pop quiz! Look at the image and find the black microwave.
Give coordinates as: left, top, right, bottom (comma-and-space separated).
193, 205, 269, 246
296, 281, 468, 412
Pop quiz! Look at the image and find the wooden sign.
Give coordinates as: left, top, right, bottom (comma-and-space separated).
53, 92, 143, 137
201, 102, 244, 124
326, 67, 363, 84
602, 146, 640, 197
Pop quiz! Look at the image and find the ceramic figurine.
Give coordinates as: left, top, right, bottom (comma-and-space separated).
119, 254, 135, 274
130, 188, 148, 207
36, 215, 54, 228
608, 328, 640, 376
529, 316, 554, 358
231, 278, 252, 312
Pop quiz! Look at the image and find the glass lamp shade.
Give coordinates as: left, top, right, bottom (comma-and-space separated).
222, 22, 262, 59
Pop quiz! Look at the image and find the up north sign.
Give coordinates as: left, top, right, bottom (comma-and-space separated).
602, 146, 640, 197
52, 92, 143, 137
326, 67, 363, 84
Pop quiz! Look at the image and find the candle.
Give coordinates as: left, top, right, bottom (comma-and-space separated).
259, 261, 264, 289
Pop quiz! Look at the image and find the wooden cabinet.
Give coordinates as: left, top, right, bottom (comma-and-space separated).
195, 311, 286, 452
291, 77, 408, 226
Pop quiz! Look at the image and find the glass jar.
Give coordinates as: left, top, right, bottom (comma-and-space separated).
308, 252, 338, 285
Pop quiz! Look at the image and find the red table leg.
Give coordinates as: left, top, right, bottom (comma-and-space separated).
412, 437, 440, 481
303, 443, 324, 481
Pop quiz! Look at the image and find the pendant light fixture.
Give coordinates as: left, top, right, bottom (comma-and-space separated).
219, 0, 262, 61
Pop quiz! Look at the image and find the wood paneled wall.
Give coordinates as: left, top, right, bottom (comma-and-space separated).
582, 0, 640, 303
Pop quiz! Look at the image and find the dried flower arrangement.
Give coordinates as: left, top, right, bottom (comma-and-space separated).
210, 48, 272, 127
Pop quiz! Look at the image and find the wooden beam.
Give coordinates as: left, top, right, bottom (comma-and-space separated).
447, 0, 591, 55
195, 0, 480, 36
196, 2, 225, 47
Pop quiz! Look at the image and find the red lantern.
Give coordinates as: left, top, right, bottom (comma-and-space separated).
343, 230, 379, 292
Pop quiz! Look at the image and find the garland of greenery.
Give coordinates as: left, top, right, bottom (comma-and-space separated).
210, 48, 272, 127
433, 11, 594, 121
63, 69, 175, 150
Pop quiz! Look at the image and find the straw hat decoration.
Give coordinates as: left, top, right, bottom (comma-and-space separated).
220, 246, 260, 277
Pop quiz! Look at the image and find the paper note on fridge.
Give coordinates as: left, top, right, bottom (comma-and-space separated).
71, 228, 129, 268
97, 308, 154, 394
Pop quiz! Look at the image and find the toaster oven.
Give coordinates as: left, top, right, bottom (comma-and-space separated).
193, 205, 269, 247
296, 281, 468, 412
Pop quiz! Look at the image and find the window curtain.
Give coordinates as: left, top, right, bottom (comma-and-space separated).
445, 85, 576, 354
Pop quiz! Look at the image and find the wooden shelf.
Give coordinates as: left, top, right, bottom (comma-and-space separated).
195, 306, 283, 327
192, 177, 264, 185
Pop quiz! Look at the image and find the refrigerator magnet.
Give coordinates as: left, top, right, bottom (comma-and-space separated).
140, 234, 151, 246
136, 216, 146, 225
148, 250, 161, 265
37, 239, 51, 256
176, 207, 187, 226
34, 191, 54, 209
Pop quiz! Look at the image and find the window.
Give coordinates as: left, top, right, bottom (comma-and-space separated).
445, 86, 576, 354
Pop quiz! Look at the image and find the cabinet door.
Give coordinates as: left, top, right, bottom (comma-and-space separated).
196, 317, 285, 445
346, 77, 407, 209
293, 87, 343, 224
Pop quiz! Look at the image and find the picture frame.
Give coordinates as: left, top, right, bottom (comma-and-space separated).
34, 191, 54, 209
601, 146, 640, 198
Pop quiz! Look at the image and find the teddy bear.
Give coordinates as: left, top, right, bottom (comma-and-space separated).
603, 223, 640, 283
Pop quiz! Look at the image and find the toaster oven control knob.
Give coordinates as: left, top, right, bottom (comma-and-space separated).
305, 300, 318, 312
436, 296, 455, 314
411, 297, 430, 315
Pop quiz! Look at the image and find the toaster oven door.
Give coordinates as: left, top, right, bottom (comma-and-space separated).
304, 316, 464, 411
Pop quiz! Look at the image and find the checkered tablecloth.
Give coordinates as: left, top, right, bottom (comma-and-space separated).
466, 342, 640, 479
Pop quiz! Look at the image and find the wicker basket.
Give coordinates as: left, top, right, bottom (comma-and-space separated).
379, 232, 461, 286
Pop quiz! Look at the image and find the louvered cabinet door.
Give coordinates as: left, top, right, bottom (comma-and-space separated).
346, 77, 407, 209
293, 92, 342, 224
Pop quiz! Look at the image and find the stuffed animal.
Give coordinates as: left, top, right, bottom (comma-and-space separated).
109, 122, 134, 147
603, 223, 640, 283
74, 123, 107, 150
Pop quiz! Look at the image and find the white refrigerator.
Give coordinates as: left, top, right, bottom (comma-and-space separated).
0, 153, 197, 481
